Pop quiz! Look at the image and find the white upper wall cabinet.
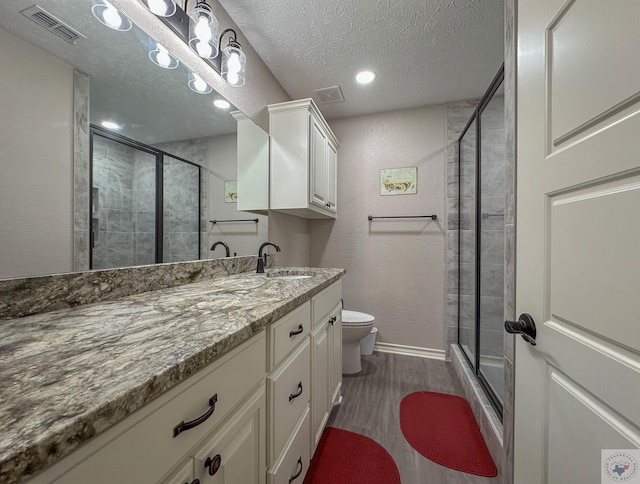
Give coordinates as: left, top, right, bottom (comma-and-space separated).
234, 111, 270, 214
268, 99, 339, 219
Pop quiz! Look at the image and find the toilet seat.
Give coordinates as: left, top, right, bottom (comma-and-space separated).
342, 310, 375, 326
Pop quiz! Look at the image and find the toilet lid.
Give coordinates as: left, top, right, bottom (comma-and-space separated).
342, 310, 375, 324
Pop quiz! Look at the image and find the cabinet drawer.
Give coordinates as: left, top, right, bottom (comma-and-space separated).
192, 386, 265, 484
312, 281, 342, 328
267, 339, 310, 463
53, 333, 266, 484
269, 301, 311, 370
267, 407, 310, 484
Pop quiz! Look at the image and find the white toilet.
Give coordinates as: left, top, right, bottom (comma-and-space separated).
341, 310, 375, 374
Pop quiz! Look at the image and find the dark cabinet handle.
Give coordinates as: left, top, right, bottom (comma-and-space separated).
329, 316, 336, 326
289, 324, 304, 338
173, 394, 218, 437
289, 382, 303, 402
204, 454, 222, 476
289, 457, 303, 482
186, 480, 200, 484
505, 313, 537, 346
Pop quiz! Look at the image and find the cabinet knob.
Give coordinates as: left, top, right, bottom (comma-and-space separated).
204, 454, 222, 476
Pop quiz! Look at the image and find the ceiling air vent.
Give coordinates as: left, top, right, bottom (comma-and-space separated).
313, 86, 345, 104
20, 5, 84, 44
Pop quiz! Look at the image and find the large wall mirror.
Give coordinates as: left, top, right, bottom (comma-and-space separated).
0, 0, 268, 279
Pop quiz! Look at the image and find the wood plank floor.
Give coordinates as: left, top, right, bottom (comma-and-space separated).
327, 352, 501, 484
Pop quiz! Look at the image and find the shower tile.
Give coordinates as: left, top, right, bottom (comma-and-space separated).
481, 162, 505, 198
135, 211, 155, 233
505, 157, 516, 226
446, 198, 458, 230
106, 186, 133, 211
106, 232, 133, 267
93, 139, 107, 159
163, 186, 199, 212
503, 358, 515, 484
457, 263, 475, 295
480, 296, 505, 331
480, 263, 504, 297
135, 189, 156, 212
480, 129, 506, 165
106, 210, 133, 233
480, 230, 505, 264
168, 232, 199, 255
446, 231, 458, 266
74, 184, 89, 231
446, 294, 458, 330
480, 328, 505, 358
481, 94, 505, 131
135, 232, 155, 256
134, 163, 156, 190
73, 70, 90, 156
74, 229, 89, 273
166, 210, 200, 233
135, 254, 155, 266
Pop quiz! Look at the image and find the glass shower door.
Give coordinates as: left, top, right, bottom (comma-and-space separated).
458, 116, 477, 365
478, 83, 506, 405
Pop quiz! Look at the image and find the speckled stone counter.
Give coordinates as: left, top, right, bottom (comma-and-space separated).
0, 267, 345, 484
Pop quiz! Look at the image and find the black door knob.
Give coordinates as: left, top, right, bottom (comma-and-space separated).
505, 313, 537, 346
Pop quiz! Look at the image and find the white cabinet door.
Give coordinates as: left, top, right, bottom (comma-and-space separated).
515, 0, 640, 482
326, 142, 337, 213
328, 305, 342, 407
161, 459, 195, 484
193, 387, 265, 484
309, 116, 328, 210
310, 320, 329, 452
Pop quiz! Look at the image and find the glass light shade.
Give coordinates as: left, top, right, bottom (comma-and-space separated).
91, 0, 132, 31
221, 44, 246, 87
188, 71, 212, 94
188, 2, 218, 60
138, 0, 176, 17
149, 41, 179, 69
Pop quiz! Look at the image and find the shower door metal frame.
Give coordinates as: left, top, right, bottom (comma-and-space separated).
457, 64, 505, 420
89, 126, 202, 269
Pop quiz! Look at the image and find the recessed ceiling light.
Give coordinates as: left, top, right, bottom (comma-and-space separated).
101, 120, 122, 130
356, 70, 376, 84
213, 99, 231, 109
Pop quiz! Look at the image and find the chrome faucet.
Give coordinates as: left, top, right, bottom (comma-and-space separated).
210, 241, 230, 257
256, 241, 281, 273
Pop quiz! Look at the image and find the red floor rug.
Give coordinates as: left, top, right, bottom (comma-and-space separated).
400, 391, 498, 477
303, 427, 401, 484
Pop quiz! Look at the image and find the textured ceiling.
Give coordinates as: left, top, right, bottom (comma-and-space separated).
217, 0, 504, 119
0, 0, 238, 144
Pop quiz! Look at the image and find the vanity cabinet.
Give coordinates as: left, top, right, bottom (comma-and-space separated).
310, 282, 342, 451
30, 333, 267, 484
233, 111, 270, 214
269, 99, 339, 219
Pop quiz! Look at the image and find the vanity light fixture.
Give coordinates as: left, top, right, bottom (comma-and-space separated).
188, 71, 212, 94
189, 0, 218, 59
91, 0, 132, 31
213, 99, 230, 109
219, 29, 246, 87
356, 70, 376, 84
149, 41, 179, 69
139, 0, 176, 17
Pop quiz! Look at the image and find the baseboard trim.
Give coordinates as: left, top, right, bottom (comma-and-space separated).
373, 342, 446, 360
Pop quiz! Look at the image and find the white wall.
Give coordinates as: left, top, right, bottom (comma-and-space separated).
268, 212, 310, 267
208, 134, 268, 257
310, 105, 446, 351
0, 29, 74, 279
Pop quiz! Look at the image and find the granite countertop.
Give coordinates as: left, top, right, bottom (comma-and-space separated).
0, 267, 345, 483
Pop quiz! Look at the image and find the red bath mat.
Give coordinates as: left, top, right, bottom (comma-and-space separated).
400, 391, 498, 477
304, 427, 401, 484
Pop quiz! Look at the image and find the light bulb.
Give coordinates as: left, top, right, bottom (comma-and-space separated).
156, 44, 171, 68
194, 16, 212, 42
102, 1, 123, 29
148, 0, 171, 15
227, 52, 241, 73
195, 40, 212, 58
226, 72, 239, 85
193, 77, 207, 92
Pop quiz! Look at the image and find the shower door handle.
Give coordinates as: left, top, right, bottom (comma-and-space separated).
505, 313, 537, 346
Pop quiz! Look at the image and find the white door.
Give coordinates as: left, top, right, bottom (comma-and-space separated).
515, 0, 640, 483
309, 116, 328, 208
